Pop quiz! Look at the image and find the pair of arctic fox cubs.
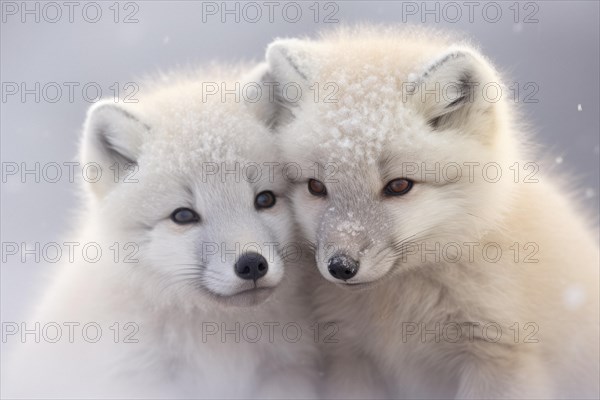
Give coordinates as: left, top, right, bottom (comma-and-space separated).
6, 28, 598, 399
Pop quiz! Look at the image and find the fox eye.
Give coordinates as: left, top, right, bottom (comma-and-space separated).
171, 208, 200, 224
255, 191, 276, 209
384, 178, 413, 196
308, 179, 327, 196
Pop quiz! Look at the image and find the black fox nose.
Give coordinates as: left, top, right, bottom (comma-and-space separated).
327, 254, 359, 280
234, 252, 268, 281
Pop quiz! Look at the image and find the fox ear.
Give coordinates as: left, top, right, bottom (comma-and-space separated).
241, 62, 287, 129
264, 38, 314, 127
406, 47, 502, 136
266, 38, 312, 84
80, 100, 149, 197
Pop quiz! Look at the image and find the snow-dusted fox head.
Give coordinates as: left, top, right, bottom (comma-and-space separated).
266, 28, 521, 287
79, 66, 293, 307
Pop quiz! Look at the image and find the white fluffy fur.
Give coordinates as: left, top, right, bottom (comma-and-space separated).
3, 65, 318, 399
266, 26, 599, 399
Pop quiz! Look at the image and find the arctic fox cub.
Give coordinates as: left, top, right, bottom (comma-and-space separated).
265, 27, 599, 399
3, 65, 317, 399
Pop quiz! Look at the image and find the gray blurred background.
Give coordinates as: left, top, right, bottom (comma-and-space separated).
1, 0, 599, 358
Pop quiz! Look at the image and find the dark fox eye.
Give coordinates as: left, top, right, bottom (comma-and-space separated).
308, 179, 327, 196
255, 191, 276, 209
171, 208, 200, 224
384, 178, 413, 196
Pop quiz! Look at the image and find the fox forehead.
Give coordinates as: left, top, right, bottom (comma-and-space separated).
282, 108, 435, 176
281, 89, 441, 170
